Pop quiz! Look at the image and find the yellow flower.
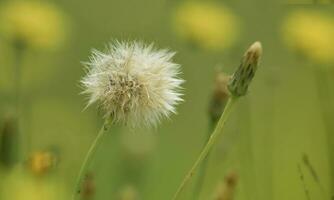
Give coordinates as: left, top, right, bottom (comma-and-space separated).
282, 9, 334, 65
0, 0, 68, 49
27, 151, 57, 176
1, 166, 68, 200
173, 1, 240, 51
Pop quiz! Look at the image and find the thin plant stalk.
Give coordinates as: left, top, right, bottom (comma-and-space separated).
172, 97, 238, 200
262, 71, 278, 200
72, 122, 110, 200
12, 41, 25, 159
192, 124, 214, 200
13, 44, 23, 116
313, 67, 334, 196
238, 98, 259, 200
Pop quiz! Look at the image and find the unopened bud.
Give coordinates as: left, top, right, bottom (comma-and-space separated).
228, 41, 262, 97
209, 70, 231, 125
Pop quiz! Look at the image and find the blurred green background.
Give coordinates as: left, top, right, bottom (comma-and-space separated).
0, 0, 333, 200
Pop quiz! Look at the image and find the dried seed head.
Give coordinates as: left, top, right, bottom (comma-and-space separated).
81, 41, 184, 127
228, 41, 262, 97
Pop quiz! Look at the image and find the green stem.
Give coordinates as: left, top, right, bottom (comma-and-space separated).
238, 99, 258, 200
72, 122, 109, 200
12, 41, 24, 159
192, 118, 216, 199
14, 48, 23, 116
313, 68, 334, 197
172, 97, 238, 200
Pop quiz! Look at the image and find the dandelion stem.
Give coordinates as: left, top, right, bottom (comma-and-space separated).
12, 41, 25, 159
72, 122, 110, 200
313, 67, 334, 197
192, 127, 214, 199
13, 44, 23, 116
172, 97, 238, 200
238, 99, 259, 199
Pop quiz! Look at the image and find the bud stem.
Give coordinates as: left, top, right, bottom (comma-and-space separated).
12, 41, 25, 159
72, 121, 110, 200
172, 97, 238, 200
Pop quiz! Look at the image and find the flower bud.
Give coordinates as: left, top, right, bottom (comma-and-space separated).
208, 70, 231, 125
228, 41, 262, 97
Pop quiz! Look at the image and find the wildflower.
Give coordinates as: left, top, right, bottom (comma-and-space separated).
0, 1, 68, 49
172, 42, 262, 200
173, 1, 239, 51
81, 41, 183, 127
281, 9, 334, 65
27, 150, 57, 176
228, 41, 262, 97
1, 166, 68, 200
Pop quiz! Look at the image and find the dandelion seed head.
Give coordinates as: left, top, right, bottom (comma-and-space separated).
81, 41, 183, 127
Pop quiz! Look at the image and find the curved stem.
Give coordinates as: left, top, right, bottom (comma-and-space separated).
172, 97, 238, 200
72, 122, 109, 200
192, 118, 216, 199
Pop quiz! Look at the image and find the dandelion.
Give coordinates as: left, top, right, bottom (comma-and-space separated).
281, 9, 334, 65
1, 166, 68, 200
172, 42, 262, 200
173, 1, 239, 51
74, 41, 183, 200
0, 1, 69, 157
27, 150, 57, 176
81, 41, 183, 127
283, 10, 334, 190
0, 0, 68, 49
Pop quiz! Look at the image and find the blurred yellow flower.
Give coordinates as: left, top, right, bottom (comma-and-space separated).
27, 151, 57, 176
1, 166, 68, 200
282, 9, 334, 65
0, 0, 68, 49
173, 1, 240, 51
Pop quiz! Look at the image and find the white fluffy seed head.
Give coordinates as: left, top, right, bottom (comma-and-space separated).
81, 41, 184, 127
